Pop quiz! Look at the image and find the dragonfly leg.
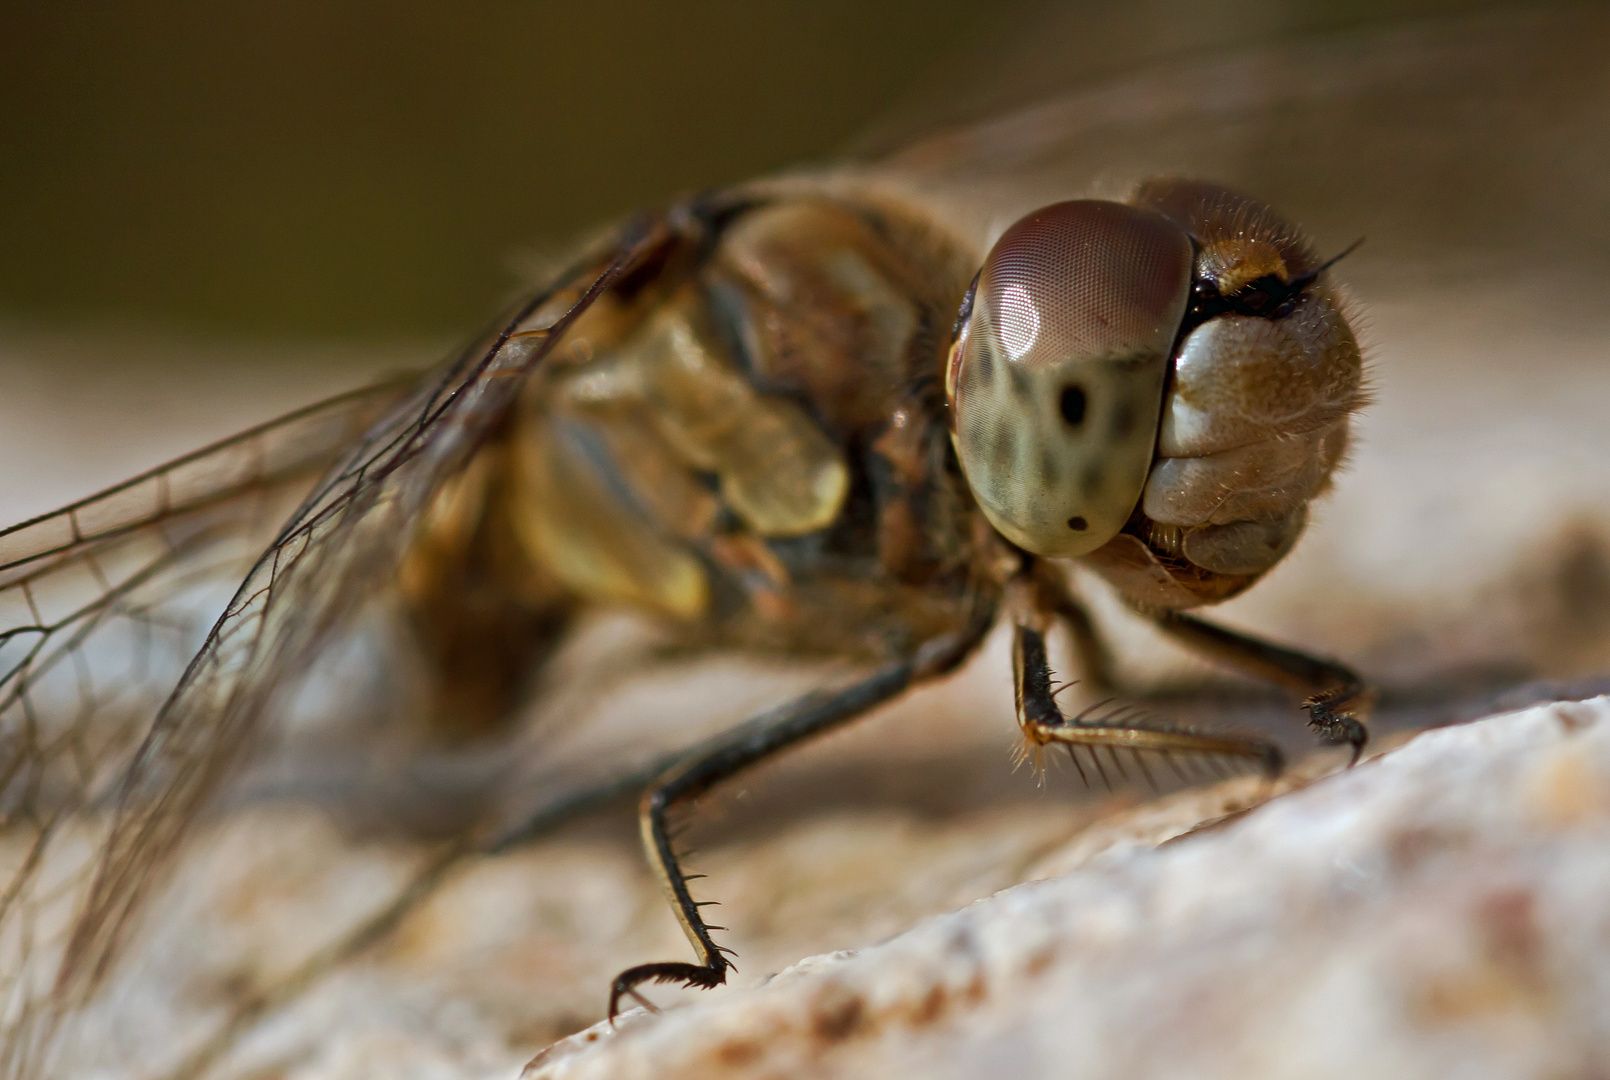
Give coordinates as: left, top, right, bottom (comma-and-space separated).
608, 613, 993, 1020
1027, 560, 1119, 695
1149, 610, 1371, 762
1012, 617, 1285, 779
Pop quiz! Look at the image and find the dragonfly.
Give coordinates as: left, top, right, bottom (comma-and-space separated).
1, 6, 1605, 1077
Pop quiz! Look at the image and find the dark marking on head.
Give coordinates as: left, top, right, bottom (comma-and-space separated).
716, 1038, 763, 1067
1081, 463, 1104, 497
988, 425, 1012, 473
914, 984, 949, 1025
1039, 447, 1059, 486
1007, 360, 1032, 401
1068, 516, 1088, 532
1178, 240, 1358, 335
1110, 397, 1136, 439
1060, 384, 1087, 427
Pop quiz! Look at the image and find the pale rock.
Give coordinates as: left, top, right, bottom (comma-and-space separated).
525, 697, 1610, 1080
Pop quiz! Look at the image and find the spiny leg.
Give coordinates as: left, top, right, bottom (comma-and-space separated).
609, 616, 992, 1020
1012, 618, 1284, 779
1149, 610, 1371, 762
1027, 560, 1119, 697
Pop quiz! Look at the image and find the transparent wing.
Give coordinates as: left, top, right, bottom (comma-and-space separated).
0, 214, 669, 1076
0, 380, 413, 1075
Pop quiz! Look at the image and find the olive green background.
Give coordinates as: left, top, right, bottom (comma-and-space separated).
0, 1, 1497, 341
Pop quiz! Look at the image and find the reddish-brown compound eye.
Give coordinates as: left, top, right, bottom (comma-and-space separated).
947, 200, 1192, 557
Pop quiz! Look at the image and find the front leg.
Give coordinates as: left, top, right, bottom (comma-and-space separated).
1012, 616, 1285, 780
1025, 559, 1120, 697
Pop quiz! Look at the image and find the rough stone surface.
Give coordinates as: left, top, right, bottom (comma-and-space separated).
525, 697, 1610, 1080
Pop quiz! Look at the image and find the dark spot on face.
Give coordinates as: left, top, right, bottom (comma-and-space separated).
987, 425, 1011, 472
1081, 463, 1104, 497
1067, 516, 1088, 531
1059, 384, 1087, 427
1008, 361, 1032, 401
1476, 888, 1544, 985
1039, 448, 1059, 485
1022, 945, 1056, 977
1110, 397, 1136, 438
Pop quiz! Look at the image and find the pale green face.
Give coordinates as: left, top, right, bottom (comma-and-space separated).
946, 199, 1193, 558
946, 182, 1366, 605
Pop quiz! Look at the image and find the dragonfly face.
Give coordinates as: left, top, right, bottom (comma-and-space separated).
946, 198, 1193, 560
947, 181, 1364, 602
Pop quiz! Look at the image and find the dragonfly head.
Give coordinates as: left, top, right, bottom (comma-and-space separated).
947, 182, 1365, 605
945, 198, 1191, 558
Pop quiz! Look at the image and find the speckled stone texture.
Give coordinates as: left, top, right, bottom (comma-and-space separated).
525, 697, 1610, 1080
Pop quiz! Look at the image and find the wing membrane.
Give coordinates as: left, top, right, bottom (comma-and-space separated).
0, 383, 414, 578
0, 218, 668, 1075
0, 378, 415, 1076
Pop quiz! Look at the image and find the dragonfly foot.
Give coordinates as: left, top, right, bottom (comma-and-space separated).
1304, 688, 1368, 764
608, 960, 729, 1022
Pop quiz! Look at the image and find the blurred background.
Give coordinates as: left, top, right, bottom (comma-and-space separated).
0, 0, 1500, 342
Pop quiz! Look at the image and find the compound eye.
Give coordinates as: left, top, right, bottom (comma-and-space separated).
947, 200, 1192, 557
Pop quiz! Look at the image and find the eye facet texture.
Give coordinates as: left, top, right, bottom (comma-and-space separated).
948, 200, 1191, 557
